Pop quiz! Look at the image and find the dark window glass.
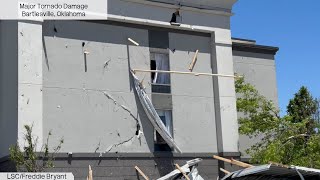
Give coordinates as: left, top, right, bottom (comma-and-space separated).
150, 60, 156, 81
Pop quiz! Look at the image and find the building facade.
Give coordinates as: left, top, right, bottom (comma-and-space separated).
0, 0, 278, 179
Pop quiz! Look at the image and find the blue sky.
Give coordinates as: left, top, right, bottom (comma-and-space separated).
231, 0, 320, 116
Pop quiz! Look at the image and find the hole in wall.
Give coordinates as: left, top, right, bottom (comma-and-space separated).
170, 9, 181, 26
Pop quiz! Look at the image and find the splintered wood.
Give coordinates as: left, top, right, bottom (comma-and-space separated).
220, 168, 231, 174
128, 38, 140, 46
231, 158, 254, 168
87, 165, 93, 180
135, 166, 149, 180
175, 164, 191, 180
189, 50, 199, 72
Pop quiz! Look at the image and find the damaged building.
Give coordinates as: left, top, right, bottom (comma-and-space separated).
0, 0, 279, 179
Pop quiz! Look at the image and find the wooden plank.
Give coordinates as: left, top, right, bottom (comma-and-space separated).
213, 155, 254, 168
133, 69, 239, 78
135, 166, 149, 180
213, 155, 232, 164
220, 168, 231, 174
189, 50, 199, 72
175, 164, 191, 180
128, 38, 140, 46
231, 158, 254, 168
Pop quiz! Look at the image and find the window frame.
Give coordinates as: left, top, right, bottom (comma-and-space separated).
149, 48, 171, 94
154, 109, 173, 151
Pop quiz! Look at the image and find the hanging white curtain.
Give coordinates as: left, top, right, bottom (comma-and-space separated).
153, 53, 170, 84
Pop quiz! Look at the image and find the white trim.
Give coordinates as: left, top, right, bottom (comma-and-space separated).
107, 14, 215, 33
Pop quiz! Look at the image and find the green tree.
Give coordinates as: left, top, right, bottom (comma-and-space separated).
236, 77, 320, 168
287, 86, 317, 123
313, 98, 320, 123
9, 125, 64, 172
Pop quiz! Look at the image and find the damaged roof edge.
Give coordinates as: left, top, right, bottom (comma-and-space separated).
232, 37, 279, 55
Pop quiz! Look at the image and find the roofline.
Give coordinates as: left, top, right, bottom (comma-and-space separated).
232, 38, 279, 55
232, 37, 256, 43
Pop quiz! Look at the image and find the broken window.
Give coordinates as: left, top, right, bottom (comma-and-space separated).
150, 59, 157, 81
152, 53, 170, 84
154, 110, 173, 152
150, 50, 171, 93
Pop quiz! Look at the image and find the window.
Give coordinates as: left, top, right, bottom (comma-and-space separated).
151, 53, 170, 84
154, 110, 173, 152
150, 49, 171, 93
150, 60, 157, 81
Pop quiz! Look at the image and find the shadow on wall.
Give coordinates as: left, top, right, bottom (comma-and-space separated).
43, 21, 149, 48
0, 20, 18, 159
0, 158, 17, 172
42, 35, 50, 71
42, 20, 211, 54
